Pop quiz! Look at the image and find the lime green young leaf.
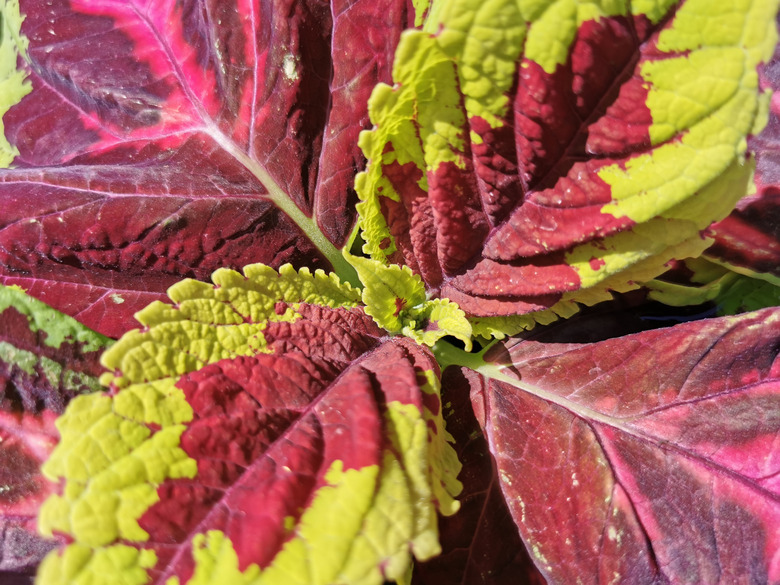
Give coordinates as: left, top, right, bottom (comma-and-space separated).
347, 254, 427, 333
347, 254, 472, 349
401, 299, 473, 350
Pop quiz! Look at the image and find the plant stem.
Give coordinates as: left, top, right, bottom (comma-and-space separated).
432, 338, 491, 371
210, 130, 361, 288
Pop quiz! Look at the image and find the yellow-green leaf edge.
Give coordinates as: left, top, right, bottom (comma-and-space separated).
356, 0, 778, 338
37, 263, 462, 585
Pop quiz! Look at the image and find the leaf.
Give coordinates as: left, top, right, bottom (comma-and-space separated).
705, 49, 780, 285
0, 0, 419, 338
702, 48, 780, 284
36, 265, 462, 585
0, 285, 112, 581
704, 188, 780, 284
0, 0, 31, 166
356, 0, 778, 327
347, 253, 473, 349
467, 308, 780, 585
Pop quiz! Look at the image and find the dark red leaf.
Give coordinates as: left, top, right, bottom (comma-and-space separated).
475, 308, 780, 585
0, 0, 415, 337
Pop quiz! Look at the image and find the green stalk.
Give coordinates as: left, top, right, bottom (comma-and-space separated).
432, 338, 493, 370
210, 131, 361, 288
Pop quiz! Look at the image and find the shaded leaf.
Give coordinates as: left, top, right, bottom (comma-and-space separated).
412, 366, 545, 585
37, 265, 462, 585
0, 0, 418, 337
467, 308, 780, 585
704, 188, 780, 284
0, 285, 112, 581
646, 257, 780, 315
356, 0, 777, 327
704, 45, 780, 283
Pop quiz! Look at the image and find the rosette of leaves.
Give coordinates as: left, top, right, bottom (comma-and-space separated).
0, 0, 418, 338
0, 0, 779, 584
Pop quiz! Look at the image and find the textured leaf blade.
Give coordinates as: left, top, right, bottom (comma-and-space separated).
37, 265, 462, 585
0, 285, 112, 581
0, 0, 417, 337
356, 0, 778, 325
471, 308, 780, 585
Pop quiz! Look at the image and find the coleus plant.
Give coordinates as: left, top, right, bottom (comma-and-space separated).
0, 0, 779, 584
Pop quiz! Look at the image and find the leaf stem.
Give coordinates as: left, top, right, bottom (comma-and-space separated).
208, 129, 361, 287
432, 338, 491, 371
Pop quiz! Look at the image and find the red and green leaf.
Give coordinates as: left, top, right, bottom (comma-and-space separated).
356, 0, 778, 330
36, 265, 462, 585
446, 308, 780, 585
0, 285, 112, 582
0, 0, 778, 583
0, 0, 418, 338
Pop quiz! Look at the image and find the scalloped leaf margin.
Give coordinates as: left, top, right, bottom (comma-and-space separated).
36, 264, 462, 585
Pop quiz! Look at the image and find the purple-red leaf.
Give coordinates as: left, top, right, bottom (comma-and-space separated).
470, 308, 780, 585
0, 0, 415, 337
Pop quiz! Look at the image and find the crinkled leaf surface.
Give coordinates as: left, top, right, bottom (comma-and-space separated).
460, 307, 780, 585
0, 285, 111, 581
356, 0, 778, 328
36, 265, 462, 585
0, 0, 416, 338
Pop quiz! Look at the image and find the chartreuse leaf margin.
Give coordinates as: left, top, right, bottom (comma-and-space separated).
35, 264, 462, 585
355, 0, 777, 338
